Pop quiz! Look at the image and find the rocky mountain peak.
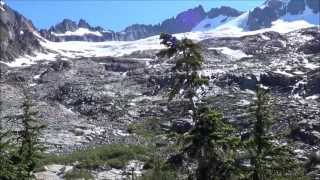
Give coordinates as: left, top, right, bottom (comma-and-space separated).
0, 3, 41, 62
50, 18, 78, 33
207, 6, 243, 18
246, 0, 319, 30
78, 19, 91, 29
175, 5, 206, 27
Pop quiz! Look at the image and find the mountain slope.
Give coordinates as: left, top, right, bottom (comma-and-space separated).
215, 0, 319, 32
192, 6, 243, 31
0, 1, 41, 62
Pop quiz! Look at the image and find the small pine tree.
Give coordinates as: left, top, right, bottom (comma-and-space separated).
157, 33, 208, 114
158, 33, 240, 180
244, 86, 305, 179
0, 117, 17, 180
139, 154, 177, 180
12, 92, 46, 179
184, 107, 240, 180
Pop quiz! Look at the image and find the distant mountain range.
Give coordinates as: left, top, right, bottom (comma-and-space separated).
0, 0, 319, 61
39, 5, 243, 41
39, 0, 319, 42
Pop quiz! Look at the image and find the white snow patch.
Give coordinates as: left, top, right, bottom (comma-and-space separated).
113, 129, 130, 137
302, 57, 319, 70
292, 70, 305, 75
208, 47, 252, 59
0, 52, 58, 67
38, 36, 162, 59
274, 69, 295, 77
193, 15, 234, 31
304, 62, 319, 70
51, 28, 103, 37
33, 74, 41, 79
213, 12, 250, 33
306, 95, 319, 100
199, 69, 225, 77
236, 99, 251, 106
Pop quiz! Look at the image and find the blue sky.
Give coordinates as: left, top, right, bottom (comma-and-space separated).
6, 0, 264, 31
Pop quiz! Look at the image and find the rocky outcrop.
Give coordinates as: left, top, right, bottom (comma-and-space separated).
207, 6, 243, 18
260, 71, 301, 90
246, 0, 320, 31
40, 19, 115, 42
0, 2, 41, 62
247, 0, 285, 30
306, 70, 320, 95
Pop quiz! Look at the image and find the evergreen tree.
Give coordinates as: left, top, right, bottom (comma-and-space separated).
244, 86, 305, 179
12, 91, 46, 179
184, 107, 240, 180
0, 114, 17, 180
157, 33, 208, 114
158, 33, 240, 180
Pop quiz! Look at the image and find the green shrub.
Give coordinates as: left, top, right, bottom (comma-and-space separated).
40, 144, 151, 169
64, 169, 94, 180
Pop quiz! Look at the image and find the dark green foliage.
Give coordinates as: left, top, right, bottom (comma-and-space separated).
64, 169, 94, 180
243, 86, 306, 179
158, 34, 240, 180
12, 92, 46, 179
40, 144, 150, 170
0, 122, 17, 180
0, 91, 46, 179
157, 33, 208, 102
184, 107, 240, 180
139, 153, 177, 180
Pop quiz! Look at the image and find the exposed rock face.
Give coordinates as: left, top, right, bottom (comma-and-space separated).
307, 70, 320, 95
207, 6, 243, 18
260, 72, 301, 90
247, 0, 285, 30
0, 3, 41, 62
51, 19, 78, 33
246, 0, 320, 31
40, 19, 115, 42
306, 0, 320, 13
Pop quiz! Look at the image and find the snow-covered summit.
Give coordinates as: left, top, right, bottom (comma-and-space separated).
197, 0, 319, 34
51, 28, 103, 37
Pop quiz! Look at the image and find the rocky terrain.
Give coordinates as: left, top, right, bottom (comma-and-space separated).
1, 0, 320, 179
1, 26, 320, 178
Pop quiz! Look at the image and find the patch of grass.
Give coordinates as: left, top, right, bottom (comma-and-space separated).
40, 144, 151, 170
128, 118, 163, 139
64, 169, 94, 180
